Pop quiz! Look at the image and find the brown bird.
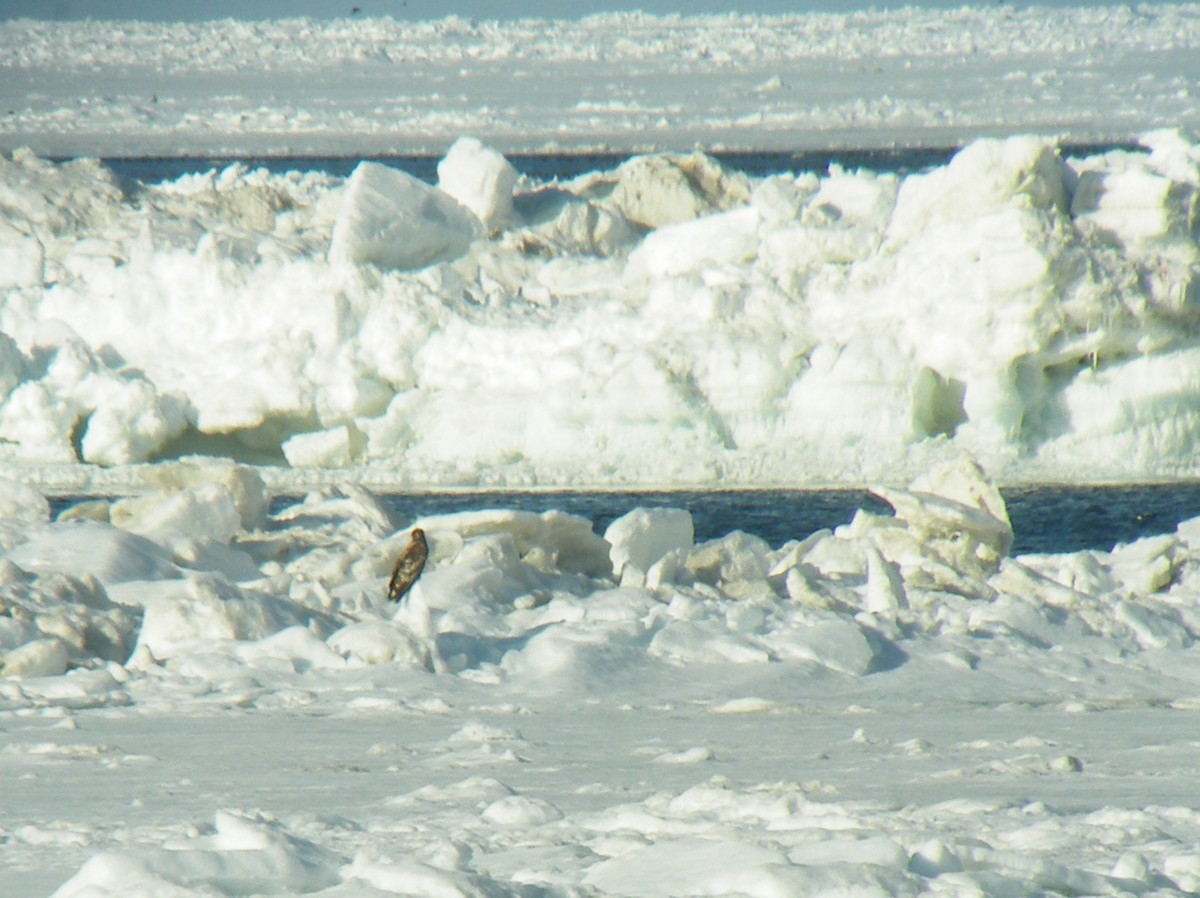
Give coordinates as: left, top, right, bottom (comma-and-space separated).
387, 527, 428, 602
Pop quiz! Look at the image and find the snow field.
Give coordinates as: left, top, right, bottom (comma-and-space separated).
3, 131, 1200, 489
4, 455, 1200, 894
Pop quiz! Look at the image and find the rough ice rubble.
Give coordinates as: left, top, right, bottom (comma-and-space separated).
1, 133, 1200, 485
0, 454, 1197, 688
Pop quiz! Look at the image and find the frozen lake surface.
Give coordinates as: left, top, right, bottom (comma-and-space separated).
5, 6, 1200, 897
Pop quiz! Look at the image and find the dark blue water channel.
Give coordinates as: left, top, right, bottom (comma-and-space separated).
96, 142, 1136, 186
100, 148, 951, 184
46, 484, 1200, 555
321, 483, 1200, 557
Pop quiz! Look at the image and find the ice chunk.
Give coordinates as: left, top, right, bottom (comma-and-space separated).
514, 189, 638, 256
684, 530, 773, 587
132, 575, 311, 661
235, 625, 347, 672
111, 483, 242, 548
106, 461, 269, 571
584, 837, 788, 897
865, 545, 907, 615
1, 637, 70, 678
1072, 160, 1199, 254
0, 233, 42, 288
49, 810, 342, 896
890, 136, 1068, 237
135, 459, 269, 531
77, 377, 187, 467
769, 617, 881, 675
0, 474, 50, 527
750, 174, 813, 226
879, 459, 1010, 544
347, 857, 513, 898
327, 620, 431, 669
624, 205, 759, 281
0, 381, 83, 463
0, 335, 186, 466
605, 507, 694, 584
480, 794, 564, 826
413, 508, 612, 578
0, 563, 136, 658
1039, 347, 1200, 471
328, 161, 482, 271
5, 520, 179, 585
171, 538, 262, 582
436, 136, 517, 232
0, 333, 24, 404
790, 836, 909, 868
282, 424, 357, 467
649, 618, 772, 665
600, 152, 751, 229
0, 150, 124, 238
278, 483, 396, 540
813, 457, 1014, 599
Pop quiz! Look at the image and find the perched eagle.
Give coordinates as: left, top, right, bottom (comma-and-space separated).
387, 528, 428, 602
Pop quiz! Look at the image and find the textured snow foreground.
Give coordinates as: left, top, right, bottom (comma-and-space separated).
6, 457, 1200, 896
5, 130, 1200, 489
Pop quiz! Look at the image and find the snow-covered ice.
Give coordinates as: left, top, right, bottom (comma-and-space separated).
2, 456, 1200, 897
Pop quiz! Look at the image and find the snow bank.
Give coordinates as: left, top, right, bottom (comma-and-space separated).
4, 132, 1200, 487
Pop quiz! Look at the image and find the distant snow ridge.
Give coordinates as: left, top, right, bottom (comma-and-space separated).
2, 132, 1200, 486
